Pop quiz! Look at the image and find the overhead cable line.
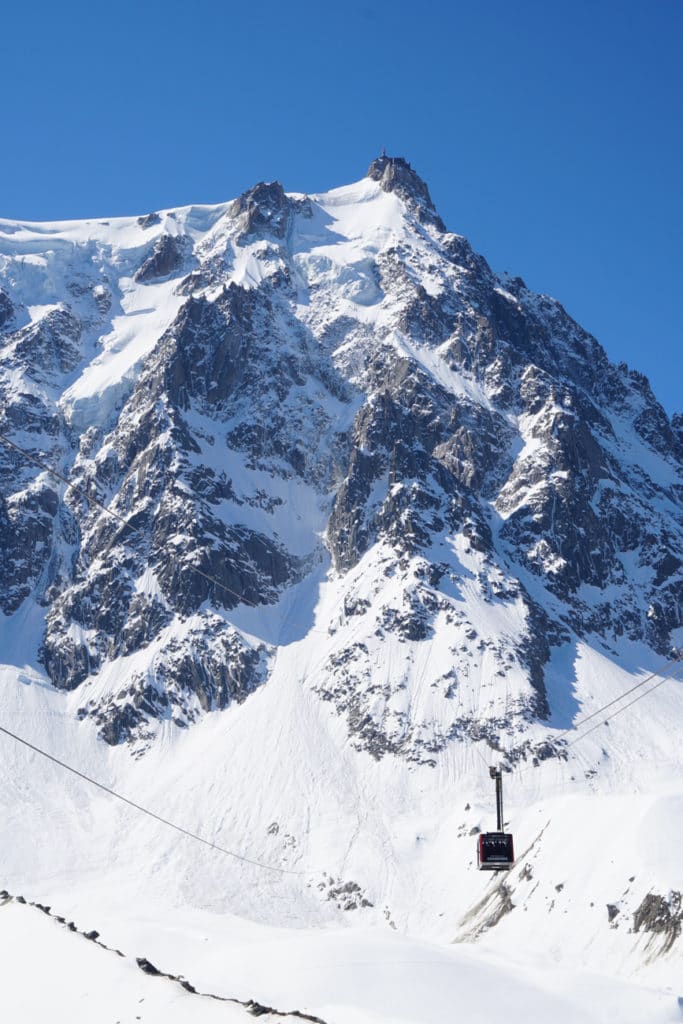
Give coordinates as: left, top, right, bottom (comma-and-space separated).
0, 722, 303, 875
549, 652, 683, 749
5, 433, 682, 798
506, 654, 683, 779
564, 669, 681, 749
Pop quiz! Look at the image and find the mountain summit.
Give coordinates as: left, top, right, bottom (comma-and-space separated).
366, 153, 446, 229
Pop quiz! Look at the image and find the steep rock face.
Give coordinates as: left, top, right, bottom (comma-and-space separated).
0, 302, 90, 615
367, 155, 446, 231
229, 181, 308, 243
0, 289, 13, 328
0, 156, 682, 756
134, 233, 193, 283
40, 281, 321, 740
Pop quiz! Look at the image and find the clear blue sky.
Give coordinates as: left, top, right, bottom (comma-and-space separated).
3, 0, 682, 413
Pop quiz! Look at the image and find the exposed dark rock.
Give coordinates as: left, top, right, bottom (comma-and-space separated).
633, 891, 682, 954
0, 482, 62, 615
134, 233, 191, 282
136, 957, 162, 975
230, 180, 301, 242
61, 618, 269, 747
137, 212, 162, 228
149, 285, 255, 411
3, 889, 331, 1020
367, 155, 446, 231
671, 412, 683, 456
0, 288, 14, 329
320, 876, 374, 911
6, 306, 82, 377
457, 881, 515, 941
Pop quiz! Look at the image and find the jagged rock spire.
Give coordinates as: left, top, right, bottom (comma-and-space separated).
229, 180, 291, 241
366, 154, 446, 231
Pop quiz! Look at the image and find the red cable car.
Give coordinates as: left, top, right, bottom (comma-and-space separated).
477, 767, 515, 871
477, 831, 515, 870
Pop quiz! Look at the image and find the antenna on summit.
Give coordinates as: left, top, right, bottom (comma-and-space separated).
380, 146, 386, 158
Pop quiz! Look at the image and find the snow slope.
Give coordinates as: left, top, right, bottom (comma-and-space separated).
0, 635, 680, 1020
2, 899, 677, 1024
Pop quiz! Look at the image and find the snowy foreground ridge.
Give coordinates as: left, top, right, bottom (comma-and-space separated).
0, 155, 681, 1022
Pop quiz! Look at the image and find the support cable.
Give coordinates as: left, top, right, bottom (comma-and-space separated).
0, 722, 303, 876
564, 670, 679, 750
549, 653, 683, 749
511, 656, 683, 779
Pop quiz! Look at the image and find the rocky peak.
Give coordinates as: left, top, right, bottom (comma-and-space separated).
229, 180, 292, 241
134, 234, 191, 283
366, 154, 445, 230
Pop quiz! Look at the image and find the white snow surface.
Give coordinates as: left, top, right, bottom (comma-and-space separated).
0, 630, 681, 1021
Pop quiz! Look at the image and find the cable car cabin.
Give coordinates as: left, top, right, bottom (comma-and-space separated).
477, 831, 514, 871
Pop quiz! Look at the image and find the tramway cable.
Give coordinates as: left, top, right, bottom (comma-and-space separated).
563, 666, 681, 750
0, 722, 304, 876
476, 652, 683, 868
4, 433, 683, 881
493, 651, 683, 782
546, 652, 683, 750
0, 624, 364, 878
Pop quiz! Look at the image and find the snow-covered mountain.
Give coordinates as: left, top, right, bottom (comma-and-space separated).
0, 156, 681, 1022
